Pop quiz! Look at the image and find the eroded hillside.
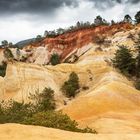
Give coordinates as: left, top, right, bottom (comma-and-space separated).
0, 23, 140, 135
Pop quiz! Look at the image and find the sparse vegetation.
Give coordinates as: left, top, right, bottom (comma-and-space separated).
94, 35, 106, 46
30, 88, 56, 112
135, 11, 140, 24
0, 101, 33, 123
3, 48, 14, 61
23, 111, 97, 133
112, 45, 136, 76
0, 87, 96, 133
1, 40, 16, 48
50, 53, 60, 66
1, 40, 8, 47
43, 16, 109, 39
112, 33, 140, 90
0, 61, 7, 77
35, 35, 43, 42
123, 14, 132, 23
135, 79, 140, 90
61, 72, 80, 98
94, 15, 109, 26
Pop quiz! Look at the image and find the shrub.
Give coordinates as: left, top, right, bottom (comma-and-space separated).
0, 62, 7, 77
61, 72, 80, 98
0, 101, 33, 123
112, 45, 136, 76
135, 79, 140, 90
35, 35, 43, 42
23, 111, 78, 131
1, 40, 8, 47
50, 53, 60, 66
30, 87, 56, 112
94, 35, 106, 46
0, 87, 97, 134
3, 48, 14, 61
23, 111, 97, 133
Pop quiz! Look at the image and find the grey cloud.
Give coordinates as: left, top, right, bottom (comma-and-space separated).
127, 0, 140, 4
87, 0, 121, 10
0, 0, 78, 16
88, 0, 140, 4
0, 0, 139, 16
86, 0, 140, 10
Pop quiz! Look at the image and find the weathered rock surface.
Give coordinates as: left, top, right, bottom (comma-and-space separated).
0, 23, 140, 136
0, 124, 140, 140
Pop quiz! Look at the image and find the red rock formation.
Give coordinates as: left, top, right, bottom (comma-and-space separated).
26, 23, 133, 60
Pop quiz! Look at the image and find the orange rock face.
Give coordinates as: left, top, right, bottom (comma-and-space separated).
25, 23, 133, 60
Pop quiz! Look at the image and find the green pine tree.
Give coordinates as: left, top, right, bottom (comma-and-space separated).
112, 45, 136, 76
61, 72, 80, 98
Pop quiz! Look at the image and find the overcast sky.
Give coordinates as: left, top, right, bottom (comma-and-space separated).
0, 0, 140, 44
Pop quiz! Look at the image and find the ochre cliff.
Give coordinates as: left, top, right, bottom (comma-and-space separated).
0, 60, 140, 133
0, 23, 140, 135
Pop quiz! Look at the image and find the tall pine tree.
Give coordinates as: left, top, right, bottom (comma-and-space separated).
112, 45, 135, 76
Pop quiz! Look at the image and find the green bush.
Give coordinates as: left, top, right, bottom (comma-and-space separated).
94, 35, 106, 46
135, 79, 140, 90
112, 35, 140, 91
3, 48, 14, 61
35, 35, 43, 42
0, 87, 97, 134
50, 53, 60, 65
23, 111, 78, 131
30, 87, 56, 112
0, 101, 33, 123
61, 72, 80, 98
23, 111, 97, 133
0, 62, 7, 77
112, 45, 136, 76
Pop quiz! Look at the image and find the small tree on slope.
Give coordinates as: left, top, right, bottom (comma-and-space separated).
50, 53, 60, 66
112, 45, 136, 76
61, 72, 80, 98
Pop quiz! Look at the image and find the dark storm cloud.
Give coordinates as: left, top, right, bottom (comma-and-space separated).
113, 0, 140, 3
88, 0, 140, 9
88, 0, 140, 4
0, 0, 78, 15
127, 0, 140, 4
0, 0, 139, 16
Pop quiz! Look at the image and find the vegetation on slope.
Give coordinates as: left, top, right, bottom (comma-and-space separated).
112, 45, 136, 76
0, 87, 97, 134
1, 10, 140, 50
61, 72, 80, 98
3, 48, 14, 61
0, 62, 7, 77
112, 33, 140, 90
50, 53, 60, 66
